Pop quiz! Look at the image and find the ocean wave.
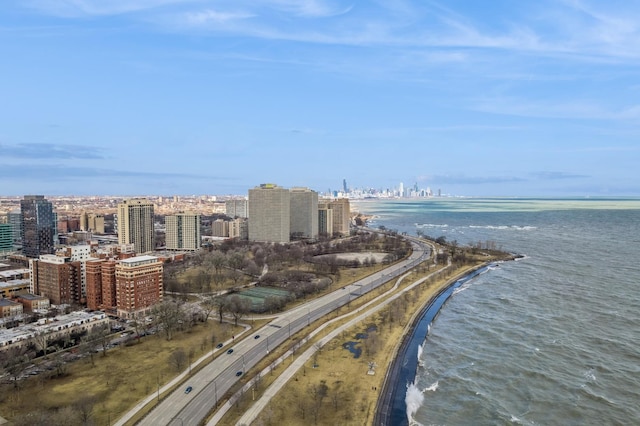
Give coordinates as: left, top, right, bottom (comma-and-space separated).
406, 383, 426, 425
415, 223, 449, 228
423, 381, 439, 392
468, 225, 537, 231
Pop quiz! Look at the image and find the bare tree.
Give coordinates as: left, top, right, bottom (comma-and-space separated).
169, 348, 187, 371
152, 300, 184, 341
201, 296, 216, 323
227, 295, 250, 326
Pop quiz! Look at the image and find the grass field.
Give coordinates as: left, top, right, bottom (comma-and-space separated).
0, 320, 242, 425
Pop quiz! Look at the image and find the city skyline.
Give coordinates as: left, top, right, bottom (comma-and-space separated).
1, 1, 640, 196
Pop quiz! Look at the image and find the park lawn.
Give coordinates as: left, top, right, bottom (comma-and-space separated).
0, 321, 241, 425
244, 263, 485, 425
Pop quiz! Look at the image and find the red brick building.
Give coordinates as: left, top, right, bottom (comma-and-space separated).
115, 255, 163, 319
30, 255, 82, 305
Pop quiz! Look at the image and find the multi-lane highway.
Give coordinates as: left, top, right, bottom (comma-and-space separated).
137, 237, 431, 426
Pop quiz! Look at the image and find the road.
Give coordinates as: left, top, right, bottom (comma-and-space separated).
135, 238, 431, 426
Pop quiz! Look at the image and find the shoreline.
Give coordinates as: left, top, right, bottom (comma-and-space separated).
374, 262, 497, 426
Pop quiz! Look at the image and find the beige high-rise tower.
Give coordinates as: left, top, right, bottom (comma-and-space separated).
166, 212, 201, 251
248, 184, 290, 243
117, 199, 155, 254
290, 187, 318, 240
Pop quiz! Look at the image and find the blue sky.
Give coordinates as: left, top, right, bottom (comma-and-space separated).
1, 0, 639, 197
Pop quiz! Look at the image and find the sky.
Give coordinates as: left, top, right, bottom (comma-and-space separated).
1, 0, 640, 197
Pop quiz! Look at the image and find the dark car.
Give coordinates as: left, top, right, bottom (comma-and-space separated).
216, 343, 224, 349
185, 386, 193, 394
227, 349, 234, 354
235, 371, 243, 377
254, 335, 260, 339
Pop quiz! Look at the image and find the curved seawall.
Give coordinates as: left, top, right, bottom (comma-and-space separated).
375, 264, 493, 426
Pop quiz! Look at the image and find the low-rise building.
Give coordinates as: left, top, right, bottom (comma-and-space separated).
0, 298, 23, 318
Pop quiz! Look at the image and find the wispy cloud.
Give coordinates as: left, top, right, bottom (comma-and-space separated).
417, 174, 527, 185
531, 171, 590, 180
0, 163, 207, 180
0, 143, 106, 160
24, 0, 196, 17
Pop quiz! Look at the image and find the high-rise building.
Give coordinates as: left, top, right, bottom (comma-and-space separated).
212, 219, 229, 238
319, 198, 351, 237
80, 212, 105, 233
86, 259, 117, 312
0, 223, 12, 255
229, 218, 248, 240
343, 179, 348, 193
8, 209, 22, 249
115, 255, 163, 318
248, 184, 291, 243
30, 255, 83, 305
117, 199, 155, 254
225, 199, 249, 218
20, 195, 55, 258
318, 204, 334, 236
290, 187, 318, 240
166, 213, 201, 251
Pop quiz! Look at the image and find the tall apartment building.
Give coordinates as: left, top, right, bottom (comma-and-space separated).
165, 213, 201, 251
21, 195, 55, 258
318, 198, 351, 237
290, 187, 319, 240
80, 212, 105, 234
318, 204, 334, 236
225, 199, 249, 218
212, 219, 229, 238
30, 254, 82, 305
85, 259, 117, 312
248, 184, 291, 243
8, 210, 22, 249
229, 218, 248, 240
117, 199, 155, 254
0, 223, 12, 255
115, 255, 163, 319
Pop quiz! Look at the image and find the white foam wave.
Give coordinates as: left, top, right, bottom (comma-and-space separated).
584, 368, 597, 382
417, 344, 424, 367
416, 223, 449, 228
423, 381, 439, 392
468, 225, 537, 231
405, 382, 425, 425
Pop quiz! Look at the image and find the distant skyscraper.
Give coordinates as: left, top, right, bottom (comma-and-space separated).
21, 195, 55, 258
290, 187, 319, 240
166, 213, 201, 251
117, 199, 155, 254
225, 199, 248, 218
8, 209, 22, 248
399, 182, 404, 198
248, 184, 290, 243
343, 179, 348, 193
0, 223, 12, 255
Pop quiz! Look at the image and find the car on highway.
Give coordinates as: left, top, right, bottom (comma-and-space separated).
227, 349, 234, 354
185, 386, 193, 394
254, 335, 260, 339
216, 343, 224, 349
235, 371, 243, 377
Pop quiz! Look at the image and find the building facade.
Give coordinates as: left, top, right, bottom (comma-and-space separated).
165, 213, 201, 251
117, 199, 155, 254
225, 199, 249, 218
319, 198, 351, 236
290, 187, 319, 240
248, 184, 291, 243
30, 254, 83, 305
115, 255, 163, 318
21, 195, 55, 258
0, 223, 12, 256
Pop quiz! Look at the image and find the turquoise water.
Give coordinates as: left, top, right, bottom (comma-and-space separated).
355, 198, 640, 425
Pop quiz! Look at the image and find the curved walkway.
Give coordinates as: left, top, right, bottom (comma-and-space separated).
233, 262, 448, 425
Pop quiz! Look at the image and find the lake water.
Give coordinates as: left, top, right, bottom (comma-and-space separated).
355, 198, 640, 425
